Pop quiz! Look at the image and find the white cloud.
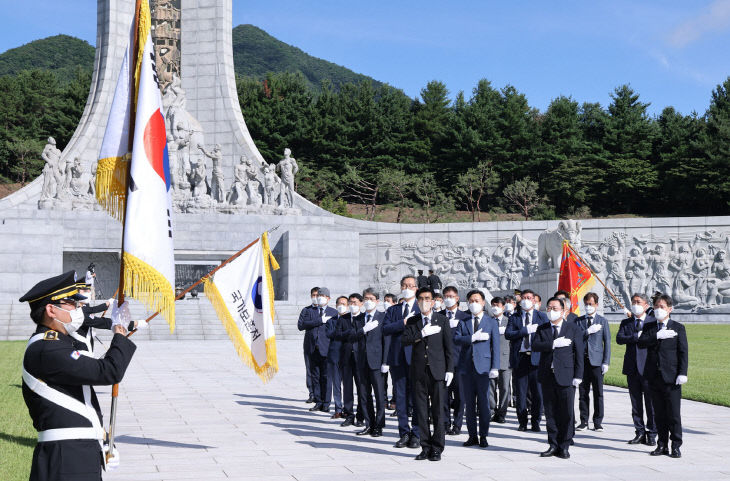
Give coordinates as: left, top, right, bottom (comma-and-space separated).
667, 0, 730, 47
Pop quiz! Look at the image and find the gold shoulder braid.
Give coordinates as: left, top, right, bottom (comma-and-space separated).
43, 330, 59, 341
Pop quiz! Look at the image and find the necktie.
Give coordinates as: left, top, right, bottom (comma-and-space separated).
473, 316, 480, 333
319, 307, 323, 317
636, 319, 642, 332
366, 314, 371, 323
523, 313, 532, 350
403, 303, 410, 318
423, 316, 430, 327
447, 311, 453, 320
586, 316, 593, 327
552, 325, 559, 339
659, 322, 665, 330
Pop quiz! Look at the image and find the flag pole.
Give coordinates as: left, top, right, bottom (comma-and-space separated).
566, 242, 626, 310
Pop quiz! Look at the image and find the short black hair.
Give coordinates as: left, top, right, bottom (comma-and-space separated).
349, 293, 364, 302
466, 289, 485, 301
401, 275, 416, 286
434, 293, 443, 300
583, 292, 599, 303
442, 285, 459, 296
491, 296, 505, 306
362, 287, 379, 300
535, 294, 542, 302
504, 294, 516, 303
336, 296, 348, 304
653, 294, 673, 308
521, 288, 535, 296
554, 289, 570, 298
416, 287, 434, 299
30, 303, 48, 325
384, 293, 397, 303
310, 287, 319, 295
547, 296, 565, 309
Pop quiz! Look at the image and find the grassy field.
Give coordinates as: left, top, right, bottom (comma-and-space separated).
1, 325, 729, 479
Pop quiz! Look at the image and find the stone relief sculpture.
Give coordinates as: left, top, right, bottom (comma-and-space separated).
276, 148, 299, 209
536, 219, 582, 270
39, 137, 61, 206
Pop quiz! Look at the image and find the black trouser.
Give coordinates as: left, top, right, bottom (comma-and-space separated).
490, 368, 512, 418
579, 362, 604, 426
650, 375, 682, 448
413, 368, 446, 453
341, 350, 363, 421
304, 349, 313, 397
310, 350, 328, 405
445, 373, 464, 430
626, 371, 656, 437
541, 374, 575, 452
357, 363, 386, 429
514, 353, 542, 427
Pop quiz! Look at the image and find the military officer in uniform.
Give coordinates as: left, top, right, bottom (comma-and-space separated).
19, 271, 137, 481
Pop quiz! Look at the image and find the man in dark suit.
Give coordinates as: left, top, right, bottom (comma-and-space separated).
489, 297, 512, 424
326, 296, 349, 419
575, 292, 611, 432
638, 294, 688, 458
347, 289, 387, 436
555, 290, 579, 323
505, 288, 548, 431
532, 296, 584, 459
454, 290, 499, 448
616, 293, 657, 445
402, 287, 454, 461
335, 300, 363, 427
427, 269, 442, 294
442, 286, 469, 435
299, 287, 337, 413
383, 275, 421, 449
298, 287, 319, 403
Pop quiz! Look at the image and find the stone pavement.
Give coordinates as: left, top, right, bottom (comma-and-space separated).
101, 339, 730, 481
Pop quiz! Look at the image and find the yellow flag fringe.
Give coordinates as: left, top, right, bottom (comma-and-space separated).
204, 277, 279, 382
95, 155, 130, 221
121, 251, 176, 333
132, 0, 151, 107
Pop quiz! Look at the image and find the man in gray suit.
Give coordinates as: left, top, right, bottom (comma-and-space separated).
489, 297, 512, 424
575, 292, 611, 431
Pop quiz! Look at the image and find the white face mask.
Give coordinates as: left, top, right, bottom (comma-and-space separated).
54, 305, 85, 335
631, 304, 645, 316
585, 305, 596, 315
311, 297, 318, 307
444, 297, 458, 308
418, 300, 432, 313
490, 305, 503, 317
349, 305, 361, 315
433, 300, 443, 310
384, 301, 395, 309
547, 310, 562, 322
363, 300, 377, 312
504, 303, 515, 313
401, 288, 416, 300
654, 308, 669, 321
520, 299, 533, 311
468, 302, 483, 315
317, 296, 328, 307
336, 304, 348, 315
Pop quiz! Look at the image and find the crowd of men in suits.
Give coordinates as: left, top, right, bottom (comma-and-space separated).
298, 277, 689, 461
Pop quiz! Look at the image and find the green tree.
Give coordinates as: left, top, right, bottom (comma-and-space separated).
412, 171, 455, 223
696, 77, 730, 212
6, 137, 44, 184
503, 177, 547, 220
456, 159, 498, 221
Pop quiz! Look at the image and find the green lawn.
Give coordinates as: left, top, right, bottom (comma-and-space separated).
605, 323, 730, 407
0, 341, 34, 481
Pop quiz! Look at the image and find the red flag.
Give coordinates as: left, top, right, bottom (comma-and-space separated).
558, 241, 596, 315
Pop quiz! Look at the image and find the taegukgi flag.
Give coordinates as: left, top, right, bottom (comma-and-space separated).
204, 233, 279, 382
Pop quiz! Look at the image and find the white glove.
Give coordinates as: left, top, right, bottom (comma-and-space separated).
445, 372, 453, 386
110, 300, 131, 329
449, 318, 459, 329
363, 320, 379, 333
103, 444, 120, 470
526, 324, 538, 334
135, 319, 148, 330
488, 369, 499, 379
601, 364, 609, 375
657, 329, 678, 340
624, 309, 632, 318
380, 364, 389, 374
586, 324, 603, 335
572, 378, 582, 387
637, 330, 642, 339
675, 375, 688, 385
421, 324, 442, 337
553, 336, 572, 349
107, 298, 115, 307
322, 316, 332, 324
472, 330, 490, 342
499, 325, 506, 335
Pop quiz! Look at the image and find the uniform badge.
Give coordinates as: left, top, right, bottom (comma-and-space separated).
43, 331, 58, 341
70, 350, 81, 360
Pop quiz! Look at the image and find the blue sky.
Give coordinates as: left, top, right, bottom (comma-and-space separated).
2, 0, 730, 116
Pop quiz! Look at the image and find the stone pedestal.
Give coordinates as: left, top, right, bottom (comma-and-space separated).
529, 269, 559, 309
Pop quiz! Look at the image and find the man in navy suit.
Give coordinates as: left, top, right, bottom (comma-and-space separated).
575, 292, 611, 432
347, 289, 387, 436
299, 287, 337, 413
442, 286, 469, 435
402, 287, 454, 461
454, 290, 500, 448
532, 296, 584, 459
505, 288, 547, 431
617, 293, 657, 446
297, 287, 319, 403
326, 296, 349, 419
489, 297, 512, 424
555, 290, 579, 323
383, 275, 421, 449
638, 294, 688, 458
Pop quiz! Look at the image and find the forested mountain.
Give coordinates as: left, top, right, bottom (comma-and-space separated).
0, 35, 94, 83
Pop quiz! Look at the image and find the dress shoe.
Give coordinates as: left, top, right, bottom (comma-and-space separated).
644, 436, 656, 446
670, 447, 681, 458
447, 427, 461, 436
319, 406, 330, 413
428, 451, 442, 461
479, 436, 489, 448
331, 412, 343, 419
308, 404, 322, 412
569, 439, 574, 446
356, 427, 372, 436
518, 424, 527, 432
593, 424, 604, 432
394, 434, 411, 448
389, 410, 398, 417
650, 446, 669, 456
415, 449, 430, 461
530, 425, 541, 432
556, 449, 570, 459
340, 417, 354, 427
495, 416, 506, 424
463, 436, 479, 447
540, 446, 558, 457
575, 422, 588, 431
371, 428, 382, 437
408, 436, 421, 449
305, 396, 315, 403
354, 420, 365, 427
628, 433, 645, 445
